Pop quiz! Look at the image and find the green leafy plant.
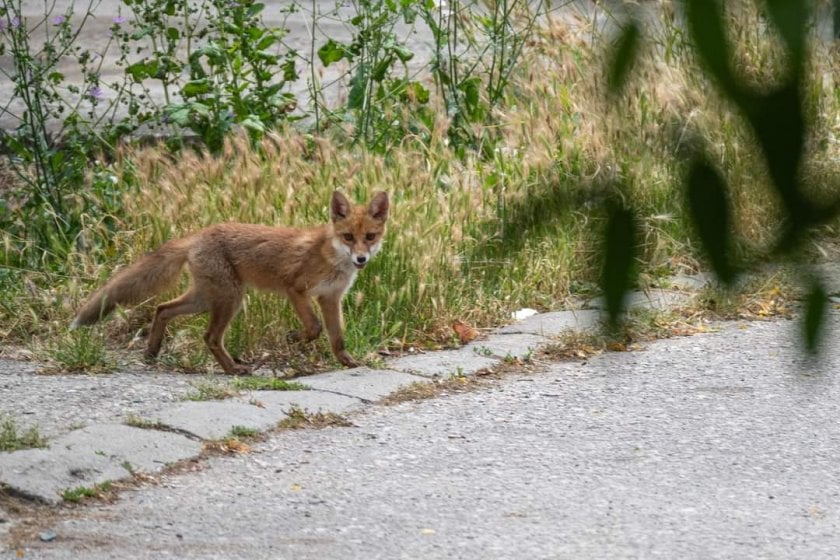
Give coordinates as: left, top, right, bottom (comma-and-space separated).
164, 1, 297, 152
44, 328, 114, 373
231, 377, 309, 391
316, 0, 430, 150
184, 378, 238, 401
61, 481, 111, 503
419, 0, 545, 152
0, 415, 47, 451
0, 0, 128, 264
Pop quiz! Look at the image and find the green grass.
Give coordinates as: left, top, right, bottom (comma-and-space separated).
231, 377, 309, 391
184, 378, 238, 401
124, 413, 167, 431
227, 426, 261, 439
0, 416, 48, 452
42, 329, 115, 374
61, 481, 111, 503
1, 5, 838, 372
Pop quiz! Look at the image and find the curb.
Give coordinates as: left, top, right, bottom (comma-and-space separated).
0, 280, 704, 505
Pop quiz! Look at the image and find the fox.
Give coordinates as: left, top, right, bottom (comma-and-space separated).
71, 190, 390, 375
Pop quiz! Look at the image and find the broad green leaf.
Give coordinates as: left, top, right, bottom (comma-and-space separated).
394, 44, 414, 62
126, 61, 151, 82
240, 115, 266, 133
165, 105, 191, 126
256, 34, 278, 51
372, 55, 394, 81
247, 3, 265, 17
189, 102, 210, 117
282, 57, 298, 82
182, 79, 211, 98
318, 39, 347, 66
403, 81, 430, 104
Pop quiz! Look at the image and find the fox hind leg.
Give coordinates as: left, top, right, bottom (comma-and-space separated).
203, 291, 247, 375
146, 290, 207, 361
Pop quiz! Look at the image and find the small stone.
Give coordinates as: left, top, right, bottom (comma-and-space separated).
39, 530, 57, 542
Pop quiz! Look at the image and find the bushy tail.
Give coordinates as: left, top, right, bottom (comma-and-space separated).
71, 237, 192, 327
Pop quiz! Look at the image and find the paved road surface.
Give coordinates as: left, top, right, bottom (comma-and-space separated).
5, 314, 840, 559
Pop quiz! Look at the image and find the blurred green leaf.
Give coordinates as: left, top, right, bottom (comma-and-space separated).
686, 157, 736, 285
601, 202, 638, 327
685, 0, 737, 96
606, 19, 640, 97
803, 280, 827, 354
764, 0, 808, 64
318, 39, 347, 66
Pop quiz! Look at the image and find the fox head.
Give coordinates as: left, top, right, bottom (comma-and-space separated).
330, 190, 390, 270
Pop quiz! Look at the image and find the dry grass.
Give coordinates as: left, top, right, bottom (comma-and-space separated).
379, 375, 484, 405
2, 3, 838, 372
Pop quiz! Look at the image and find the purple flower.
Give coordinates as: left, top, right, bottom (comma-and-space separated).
11, 16, 20, 28
87, 85, 104, 100
112, 15, 126, 25
51, 15, 65, 25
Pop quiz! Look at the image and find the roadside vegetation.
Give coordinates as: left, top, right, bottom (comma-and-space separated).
0, 415, 47, 451
0, 0, 837, 372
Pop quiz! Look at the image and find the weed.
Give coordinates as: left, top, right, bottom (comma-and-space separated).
124, 414, 166, 431
278, 406, 354, 430
203, 438, 253, 455
230, 377, 309, 392
381, 375, 480, 405
0, 416, 47, 452
184, 378, 238, 401
2, 4, 838, 366
227, 425, 261, 439
61, 481, 111, 503
473, 346, 494, 357
41, 329, 114, 374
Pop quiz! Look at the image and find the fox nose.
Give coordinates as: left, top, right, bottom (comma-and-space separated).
355, 255, 367, 264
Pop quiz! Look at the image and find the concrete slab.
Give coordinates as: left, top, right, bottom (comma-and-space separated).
150, 401, 280, 441
59, 424, 203, 473
497, 309, 601, 336
0, 506, 8, 540
586, 289, 692, 311
812, 262, 840, 295
301, 368, 429, 402
236, 390, 363, 417
0, 424, 200, 504
465, 333, 548, 360
666, 273, 715, 291
386, 349, 499, 378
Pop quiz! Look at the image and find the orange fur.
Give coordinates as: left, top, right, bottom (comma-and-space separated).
72, 191, 390, 374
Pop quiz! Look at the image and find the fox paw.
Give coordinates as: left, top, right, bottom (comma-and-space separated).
337, 352, 360, 369
287, 328, 322, 343
226, 363, 252, 376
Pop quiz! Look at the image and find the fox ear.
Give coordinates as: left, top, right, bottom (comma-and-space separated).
331, 191, 351, 222
368, 191, 389, 222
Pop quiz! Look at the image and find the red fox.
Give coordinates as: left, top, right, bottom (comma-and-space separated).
71, 191, 390, 374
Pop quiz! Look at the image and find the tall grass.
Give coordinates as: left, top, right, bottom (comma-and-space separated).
2, 4, 839, 371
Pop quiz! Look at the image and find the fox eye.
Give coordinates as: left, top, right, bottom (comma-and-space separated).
343, 233, 354, 242
365, 232, 376, 241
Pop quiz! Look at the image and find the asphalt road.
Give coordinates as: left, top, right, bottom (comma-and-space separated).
6, 314, 840, 559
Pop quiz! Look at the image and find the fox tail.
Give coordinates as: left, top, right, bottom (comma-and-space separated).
71, 237, 191, 327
